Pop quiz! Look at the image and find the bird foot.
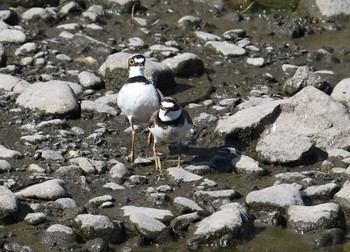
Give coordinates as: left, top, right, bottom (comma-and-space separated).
127, 151, 134, 161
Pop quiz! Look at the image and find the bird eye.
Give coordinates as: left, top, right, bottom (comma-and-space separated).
128, 58, 135, 65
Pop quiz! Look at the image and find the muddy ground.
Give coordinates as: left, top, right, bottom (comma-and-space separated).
1, 0, 350, 251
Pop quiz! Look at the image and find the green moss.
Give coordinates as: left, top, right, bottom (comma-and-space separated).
255, 0, 300, 11
104, 68, 128, 90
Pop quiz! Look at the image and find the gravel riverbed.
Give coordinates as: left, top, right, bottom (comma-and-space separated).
0, 0, 350, 251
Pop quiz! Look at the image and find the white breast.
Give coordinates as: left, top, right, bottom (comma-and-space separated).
117, 82, 160, 123
149, 118, 192, 144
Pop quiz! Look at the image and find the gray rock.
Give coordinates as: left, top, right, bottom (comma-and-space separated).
155, 184, 173, 193
194, 189, 240, 201
94, 93, 118, 106
274, 172, 307, 184
256, 132, 315, 165
83, 238, 109, 252
70, 157, 107, 174
149, 45, 179, 54
161, 53, 204, 77
82, 5, 104, 21
98, 52, 176, 95
127, 37, 146, 49
121, 205, 174, 223
185, 163, 212, 175
205, 41, 246, 57
24, 212, 46, 225
188, 203, 254, 248
15, 179, 69, 200
22, 7, 57, 22
88, 195, 113, 207
109, 161, 129, 183
103, 182, 125, 191
59, 1, 81, 16
0, 29, 26, 43
56, 53, 72, 62
27, 163, 46, 173
67, 33, 114, 58
299, 0, 350, 19
173, 197, 203, 214
20, 134, 48, 144
0, 145, 22, 159
0, 43, 6, 66
231, 155, 266, 175
283, 66, 332, 95
42, 224, 77, 246
247, 57, 265, 67
0, 159, 12, 172
303, 183, 340, 200
246, 183, 304, 210
327, 148, 350, 158
0, 73, 30, 94
282, 63, 298, 76
74, 214, 120, 242
331, 78, 350, 108
80, 100, 118, 116
268, 18, 305, 38
41, 149, 64, 161
271, 86, 350, 150
222, 29, 246, 41
0, 186, 19, 224
106, 0, 140, 14
193, 112, 218, 127
178, 15, 201, 30
53, 198, 79, 209
128, 212, 167, 240
219, 97, 240, 108
129, 175, 148, 185
287, 203, 345, 233
16, 81, 80, 116
78, 71, 103, 89
215, 100, 284, 139
0, 8, 18, 25
171, 212, 201, 231
167, 167, 203, 183
334, 180, 350, 212
194, 31, 221, 42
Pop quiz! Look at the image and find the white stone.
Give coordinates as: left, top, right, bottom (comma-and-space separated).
15, 179, 69, 200
205, 41, 246, 56
246, 183, 304, 209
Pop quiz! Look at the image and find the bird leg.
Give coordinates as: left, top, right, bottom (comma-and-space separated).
153, 143, 159, 171
128, 127, 136, 160
147, 132, 153, 146
177, 142, 182, 168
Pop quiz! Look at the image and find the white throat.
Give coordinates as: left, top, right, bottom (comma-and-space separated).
129, 66, 144, 78
159, 109, 181, 122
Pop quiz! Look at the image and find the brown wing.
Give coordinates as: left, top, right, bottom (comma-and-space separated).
148, 110, 159, 128
182, 108, 193, 125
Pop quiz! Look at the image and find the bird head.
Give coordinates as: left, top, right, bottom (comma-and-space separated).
159, 97, 181, 121
128, 54, 145, 77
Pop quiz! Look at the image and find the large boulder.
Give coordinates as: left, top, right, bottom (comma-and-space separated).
0, 186, 19, 224
98, 52, 176, 95
299, 0, 350, 19
16, 81, 81, 117
188, 203, 255, 248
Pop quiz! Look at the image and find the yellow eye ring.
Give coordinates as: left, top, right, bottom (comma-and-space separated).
128, 58, 135, 65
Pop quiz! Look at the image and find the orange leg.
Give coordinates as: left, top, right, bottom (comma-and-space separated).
127, 118, 136, 160
153, 143, 159, 171
147, 132, 153, 146
128, 129, 136, 160
177, 143, 182, 168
